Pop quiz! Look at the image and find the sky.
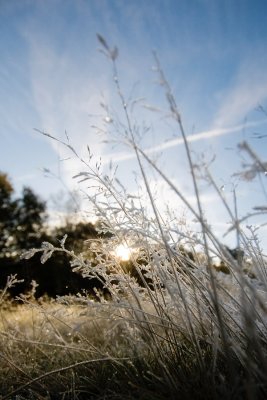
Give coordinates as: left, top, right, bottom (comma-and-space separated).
1, 0, 267, 250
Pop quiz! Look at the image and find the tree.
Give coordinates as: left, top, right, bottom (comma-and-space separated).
0, 172, 17, 259
0, 172, 47, 260
14, 187, 47, 250
0, 172, 13, 203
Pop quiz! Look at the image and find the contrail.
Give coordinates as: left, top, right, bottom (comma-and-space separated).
102, 119, 267, 165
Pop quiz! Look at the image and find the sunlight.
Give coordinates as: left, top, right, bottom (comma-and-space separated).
113, 244, 132, 261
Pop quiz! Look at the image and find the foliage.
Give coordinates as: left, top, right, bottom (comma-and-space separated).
0, 172, 17, 258
0, 173, 47, 260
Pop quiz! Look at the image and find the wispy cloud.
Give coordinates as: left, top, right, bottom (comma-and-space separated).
213, 53, 267, 127
102, 118, 267, 165
20, 16, 113, 176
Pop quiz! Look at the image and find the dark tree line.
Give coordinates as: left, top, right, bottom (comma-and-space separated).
0, 172, 107, 300
0, 173, 46, 259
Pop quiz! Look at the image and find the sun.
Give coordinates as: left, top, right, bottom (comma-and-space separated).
113, 244, 132, 261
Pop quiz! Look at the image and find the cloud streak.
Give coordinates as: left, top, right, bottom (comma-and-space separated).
213, 53, 267, 127
102, 118, 267, 165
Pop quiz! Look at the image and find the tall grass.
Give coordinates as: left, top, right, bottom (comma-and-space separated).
1, 36, 267, 399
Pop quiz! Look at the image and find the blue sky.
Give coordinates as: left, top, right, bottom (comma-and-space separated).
1, 0, 267, 248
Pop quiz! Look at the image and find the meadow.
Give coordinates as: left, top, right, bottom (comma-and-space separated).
0, 36, 267, 399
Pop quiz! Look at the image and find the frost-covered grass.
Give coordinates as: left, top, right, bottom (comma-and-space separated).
0, 299, 156, 399
1, 36, 267, 399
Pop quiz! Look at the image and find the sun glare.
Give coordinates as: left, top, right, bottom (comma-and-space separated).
113, 244, 132, 261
